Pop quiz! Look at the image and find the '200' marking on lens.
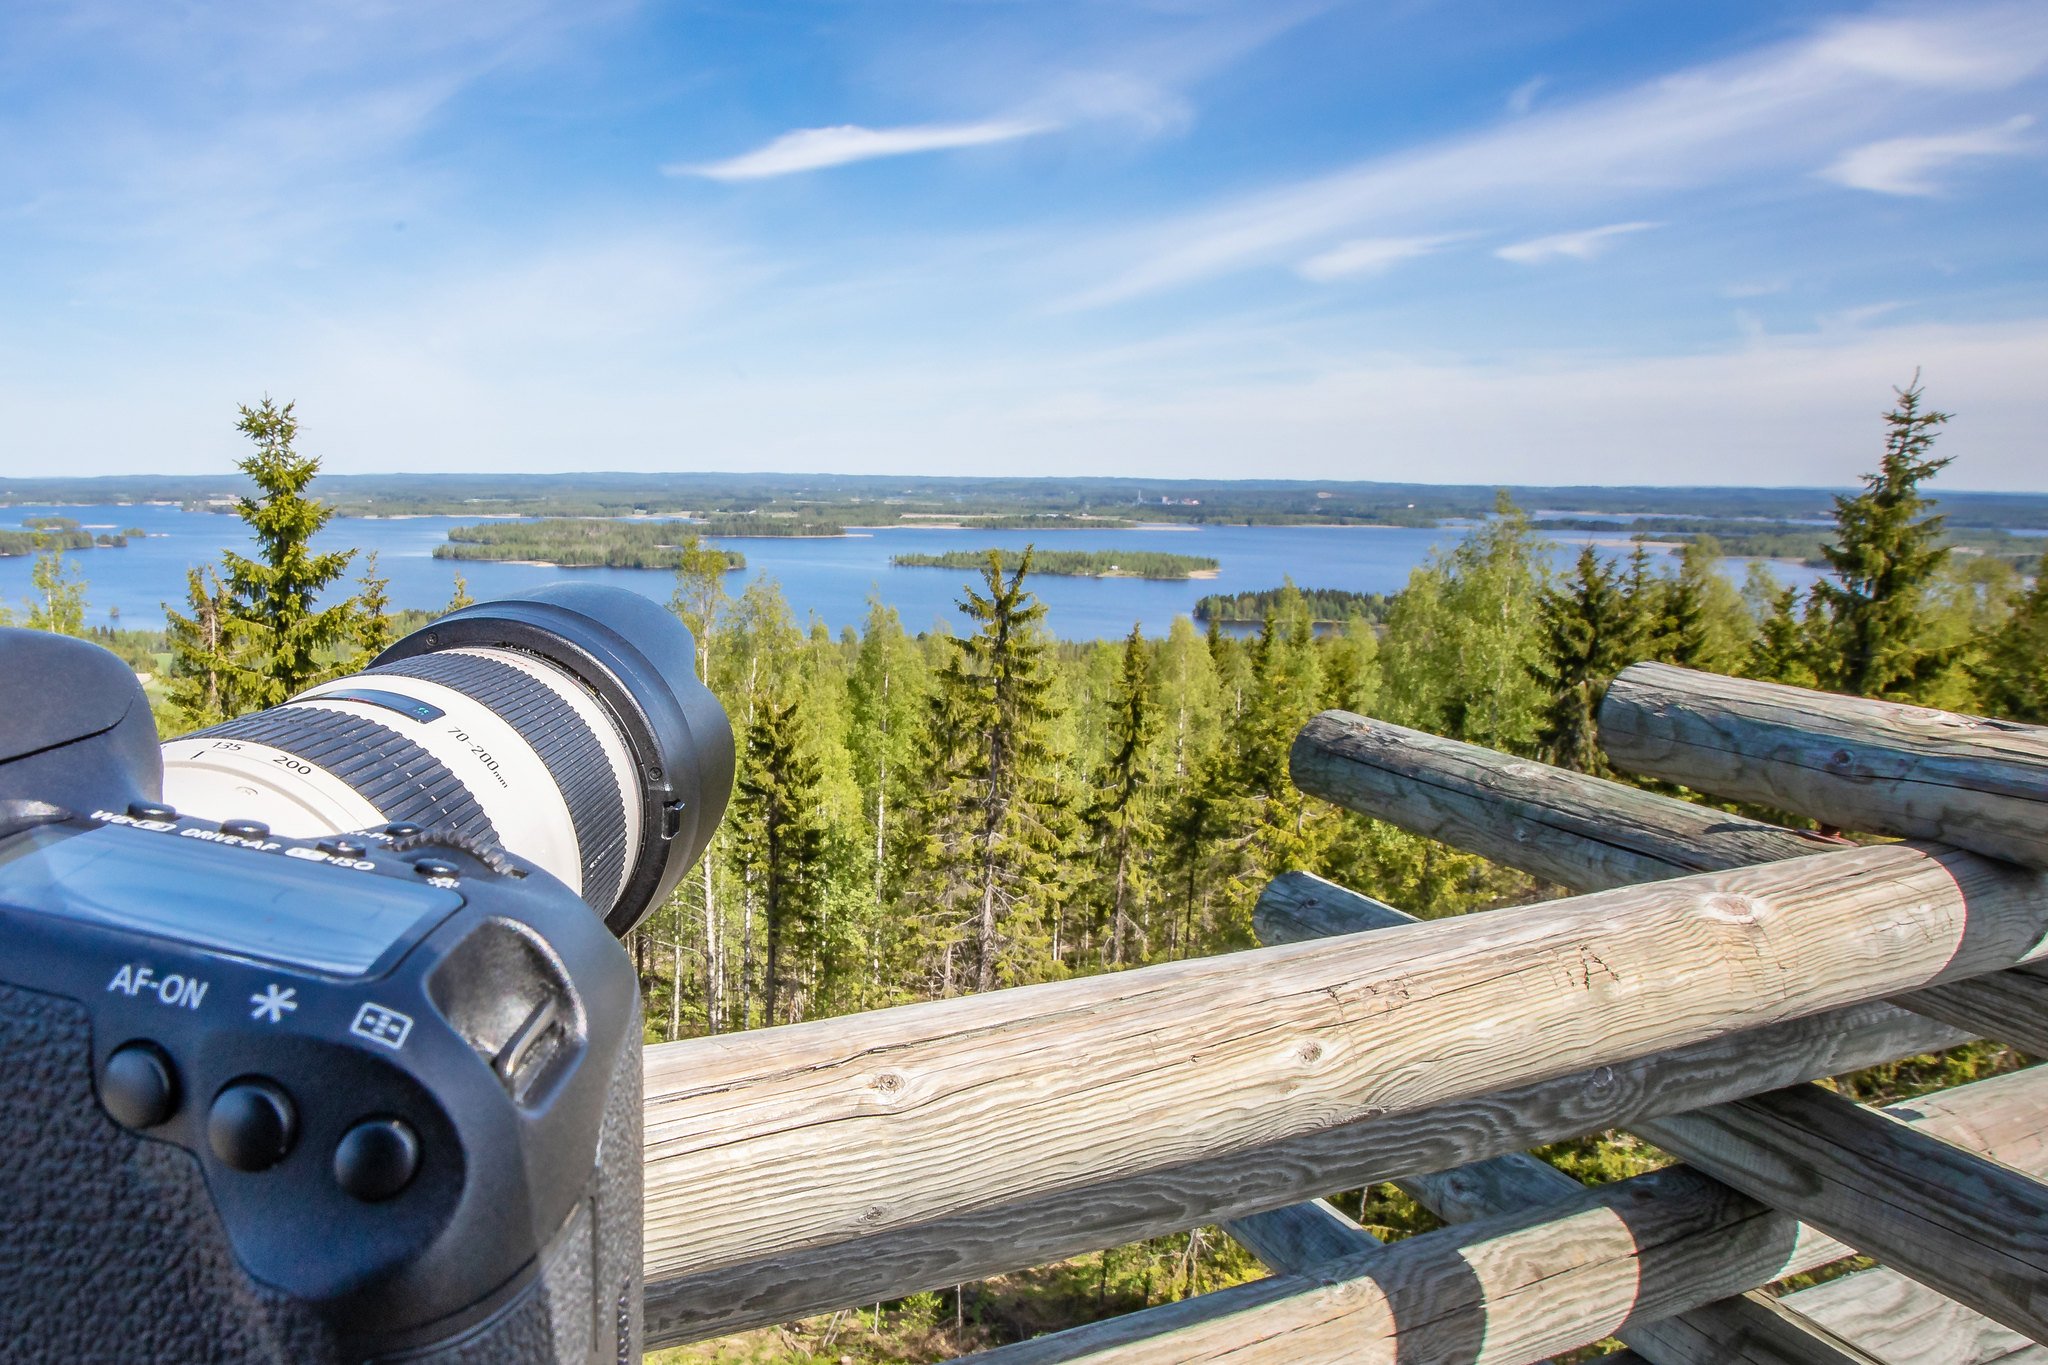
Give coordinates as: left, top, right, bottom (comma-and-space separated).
445, 725, 509, 788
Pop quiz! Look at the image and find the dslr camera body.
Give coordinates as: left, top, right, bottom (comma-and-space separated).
0, 586, 732, 1363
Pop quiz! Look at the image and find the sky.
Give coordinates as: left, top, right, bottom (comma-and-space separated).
0, 1, 2044, 489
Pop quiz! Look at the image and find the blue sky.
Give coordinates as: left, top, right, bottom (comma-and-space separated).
1, 1, 2044, 488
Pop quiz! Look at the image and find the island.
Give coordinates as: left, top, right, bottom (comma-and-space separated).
891, 549, 1218, 579
434, 519, 745, 570
1194, 587, 1391, 623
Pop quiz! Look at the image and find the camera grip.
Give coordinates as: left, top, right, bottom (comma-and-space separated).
0, 982, 642, 1363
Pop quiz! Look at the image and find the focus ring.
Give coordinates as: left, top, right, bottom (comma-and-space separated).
371, 652, 629, 911
189, 709, 498, 847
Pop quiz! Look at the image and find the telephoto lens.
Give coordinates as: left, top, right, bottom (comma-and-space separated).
161, 584, 733, 937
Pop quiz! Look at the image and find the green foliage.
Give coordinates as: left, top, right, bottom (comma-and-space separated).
1809, 377, 1954, 699
892, 548, 1218, 579
217, 398, 358, 707
24, 540, 88, 634
439, 518, 749, 569
735, 697, 830, 1024
163, 565, 244, 731
352, 550, 393, 663
1383, 493, 1549, 755
1976, 552, 2048, 723
1194, 586, 1391, 623
1535, 546, 1633, 773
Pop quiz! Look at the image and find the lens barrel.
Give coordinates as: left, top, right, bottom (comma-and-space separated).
161, 585, 733, 938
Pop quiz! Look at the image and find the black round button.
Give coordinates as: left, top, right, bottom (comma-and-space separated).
384, 822, 424, 838
412, 858, 459, 879
219, 818, 270, 838
101, 1042, 178, 1129
318, 838, 367, 857
333, 1118, 420, 1201
208, 1080, 297, 1172
126, 801, 176, 821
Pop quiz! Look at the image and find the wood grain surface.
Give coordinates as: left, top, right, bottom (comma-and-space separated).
639, 847, 2002, 1345
953, 1068, 2048, 1364
1599, 662, 2048, 869
1288, 708, 2048, 1054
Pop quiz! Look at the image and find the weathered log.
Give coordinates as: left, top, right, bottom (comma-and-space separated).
1599, 662, 2048, 869
638, 842, 2027, 1345
1639, 1081, 2048, 1342
1259, 872, 1880, 1365
1221, 1200, 1378, 1272
1287, 710, 2048, 1054
1781, 1267, 2047, 1365
952, 1068, 2048, 1364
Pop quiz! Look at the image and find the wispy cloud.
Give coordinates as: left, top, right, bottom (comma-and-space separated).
1505, 76, 1547, 117
675, 118, 1057, 181
1059, 2, 2048, 307
1821, 114, 2036, 194
1496, 220, 1657, 264
1296, 233, 1467, 281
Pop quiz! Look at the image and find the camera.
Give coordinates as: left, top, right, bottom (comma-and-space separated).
0, 585, 733, 1363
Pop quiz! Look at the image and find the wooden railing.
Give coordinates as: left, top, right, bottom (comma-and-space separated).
634, 664, 2048, 1362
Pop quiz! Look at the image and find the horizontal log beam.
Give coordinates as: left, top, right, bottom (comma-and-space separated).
1599, 662, 2048, 869
1639, 1082, 2048, 1342
1221, 1201, 1378, 1272
1780, 1266, 2047, 1365
639, 842, 2045, 1284
1288, 709, 2048, 1055
952, 1068, 2048, 1364
1261, 873, 1878, 1365
644, 952, 1969, 1344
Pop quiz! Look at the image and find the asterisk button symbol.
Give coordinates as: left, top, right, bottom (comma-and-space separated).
250, 984, 298, 1024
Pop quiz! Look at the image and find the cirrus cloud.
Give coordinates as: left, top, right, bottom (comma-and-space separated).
1821, 114, 2037, 194
672, 117, 1056, 181
1495, 220, 1659, 264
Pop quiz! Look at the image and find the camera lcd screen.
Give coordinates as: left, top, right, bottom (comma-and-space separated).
0, 824, 462, 976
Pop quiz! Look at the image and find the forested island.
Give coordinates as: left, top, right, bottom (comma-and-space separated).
433, 519, 745, 570
892, 548, 1219, 579
0, 514, 141, 557
1194, 586, 1391, 623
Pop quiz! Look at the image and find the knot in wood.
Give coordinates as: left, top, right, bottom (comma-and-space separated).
1701, 892, 1761, 925
1587, 1065, 1616, 1090
858, 1204, 888, 1225
1293, 1040, 1325, 1065
872, 1071, 906, 1096
1826, 748, 1856, 772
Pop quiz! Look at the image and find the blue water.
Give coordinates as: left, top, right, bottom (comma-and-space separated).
0, 503, 1830, 640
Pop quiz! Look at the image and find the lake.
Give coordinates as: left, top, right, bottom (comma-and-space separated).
0, 503, 1830, 641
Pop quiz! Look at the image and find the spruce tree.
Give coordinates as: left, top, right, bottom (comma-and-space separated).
1811, 377, 1954, 698
1978, 552, 2048, 723
1747, 584, 1819, 688
909, 549, 1061, 993
352, 550, 393, 663
444, 572, 475, 613
847, 598, 928, 1006
1087, 625, 1158, 966
1534, 546, 1629, 773
219, 398, 357, 706
734, 697, 827, 1025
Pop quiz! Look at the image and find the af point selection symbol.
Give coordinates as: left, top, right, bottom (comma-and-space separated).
0, 585, 734, 1363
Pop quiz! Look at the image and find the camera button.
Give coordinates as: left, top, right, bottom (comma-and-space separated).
412, 858, 460, 880
383, 822, 424, 838
101, 1042, 178, 1129
208, 1081, 297, 1172
126, 801, 177, 821
333, 1118, 420, 1201
219, 818, 270, 839
318, 838, 367, 857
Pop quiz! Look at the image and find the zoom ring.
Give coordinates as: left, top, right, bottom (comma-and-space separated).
190, 708, 499, 848
371, 651, 629, 911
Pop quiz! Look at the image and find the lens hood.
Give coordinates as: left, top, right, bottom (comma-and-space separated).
376, 585, 734, 937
